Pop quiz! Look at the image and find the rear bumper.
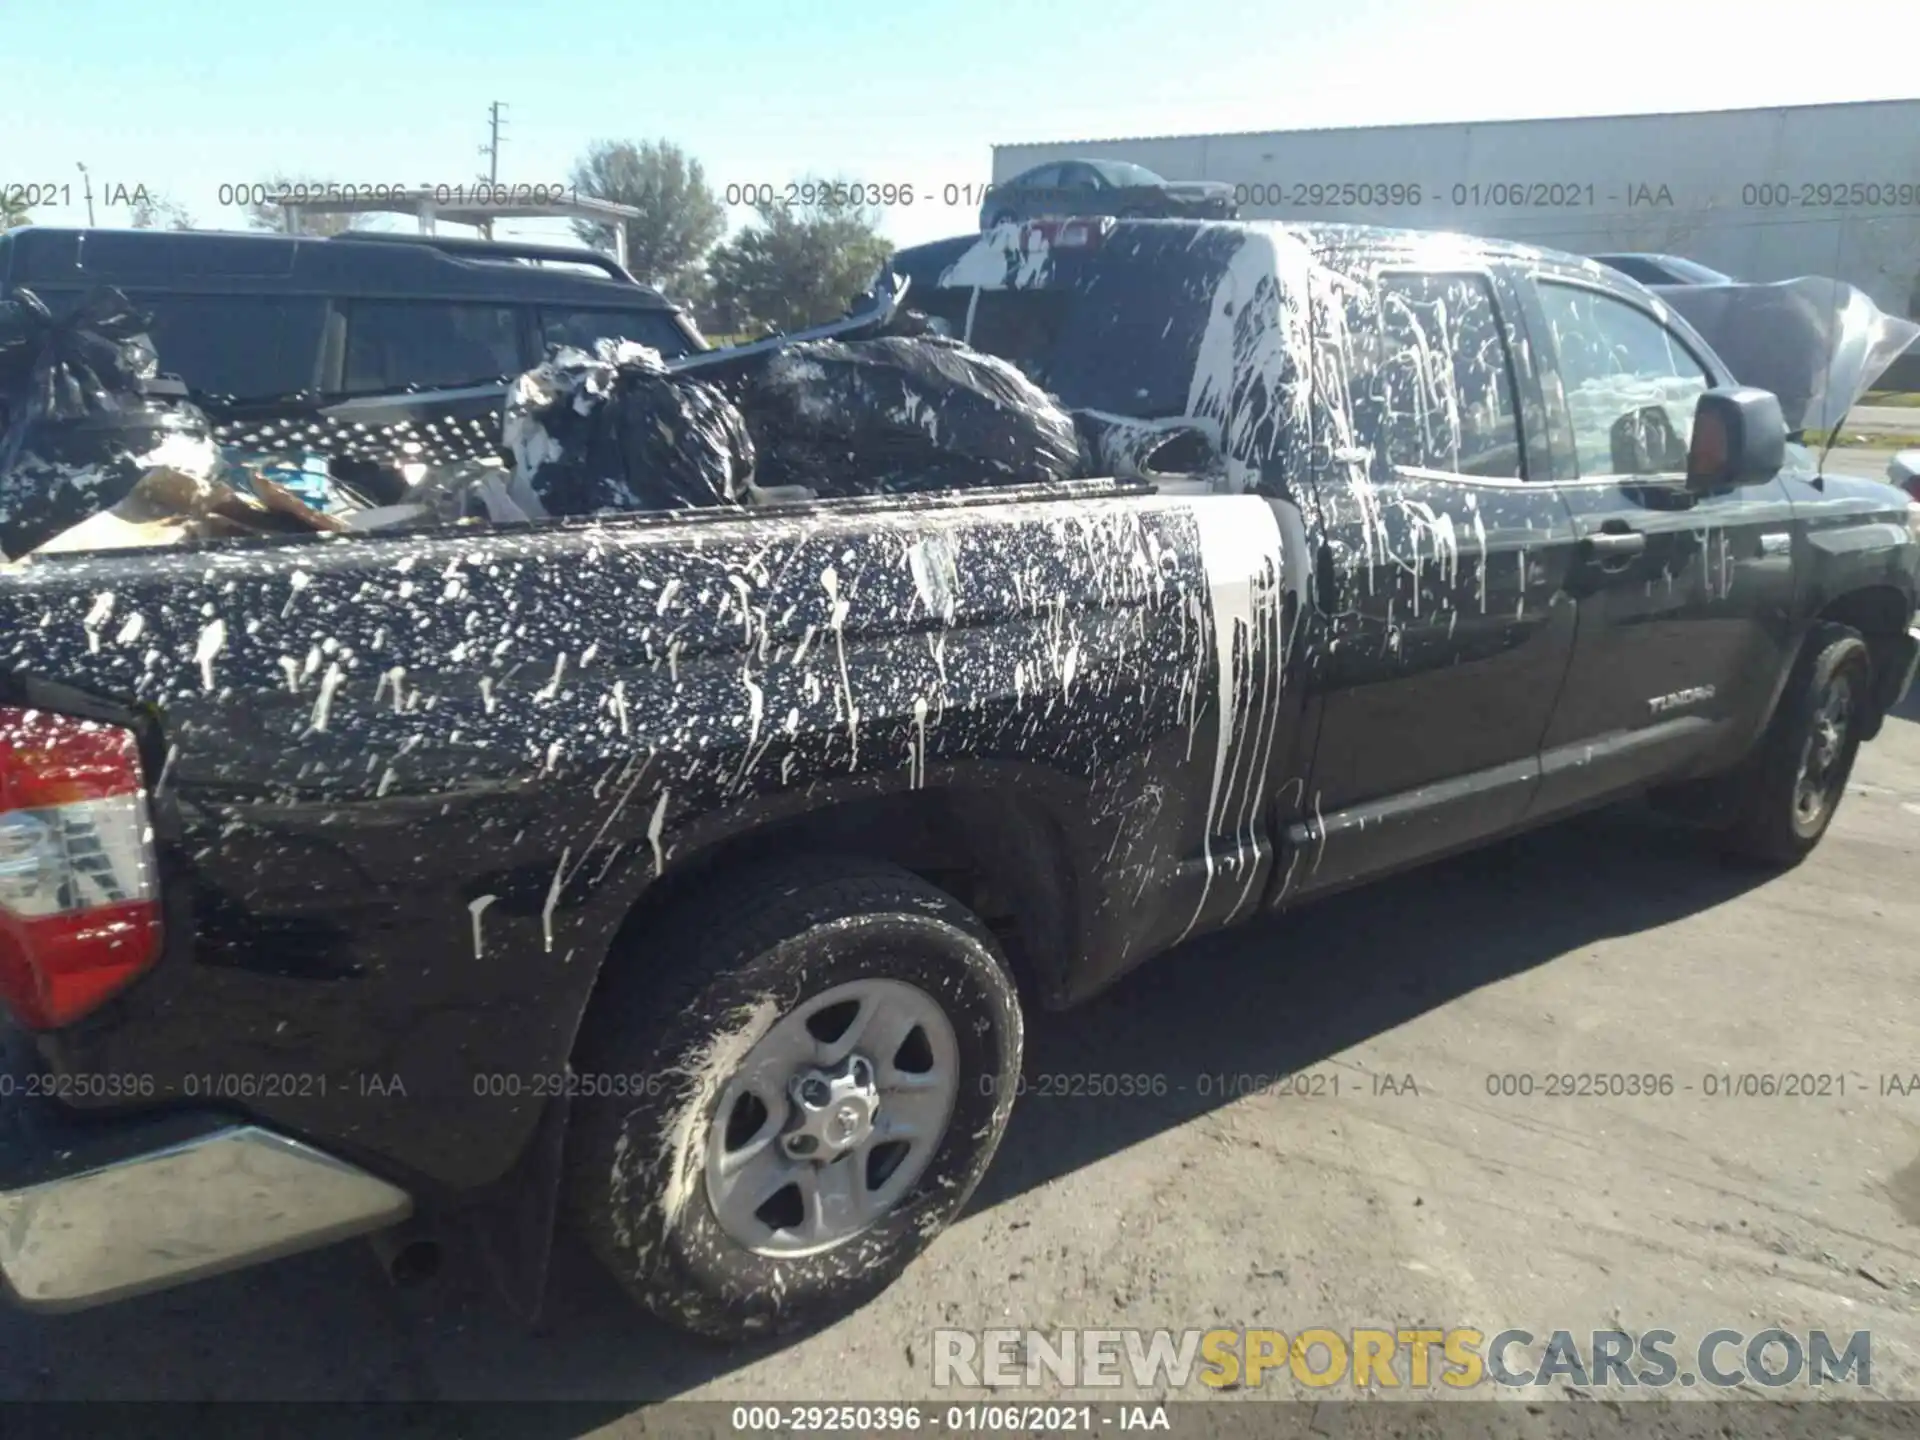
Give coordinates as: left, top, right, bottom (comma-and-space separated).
0, 1034, 411, 1312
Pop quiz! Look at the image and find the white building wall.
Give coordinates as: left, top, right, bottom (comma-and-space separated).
994, 102, 1920, 318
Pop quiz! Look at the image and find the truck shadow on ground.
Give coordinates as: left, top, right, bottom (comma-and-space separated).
980, 804, 1776, 1212
0, 806, 1773, 1424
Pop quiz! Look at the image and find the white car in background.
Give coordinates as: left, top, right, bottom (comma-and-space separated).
1892, 449, 1920, 499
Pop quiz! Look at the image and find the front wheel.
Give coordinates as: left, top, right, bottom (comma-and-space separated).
1717, 624, 1873, 866
562, 858, 1024, 1341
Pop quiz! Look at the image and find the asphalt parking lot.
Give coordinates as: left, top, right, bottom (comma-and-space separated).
1841, 408, 1920, 441
1824, 446, 1906, 485
3, 673, 1917, 1434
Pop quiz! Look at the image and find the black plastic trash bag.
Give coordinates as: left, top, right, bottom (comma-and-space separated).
1070, 409, 1223, 483
0, 287, 222, 559
503, 341, 755, 517
0, 285, 159, 428
738, 335, 1082, 498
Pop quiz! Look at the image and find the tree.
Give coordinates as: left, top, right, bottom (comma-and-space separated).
567, 139, 726, 294
706, 179, 894, 336
242, 176, 377, 238
131, 191, 195, 231
0, 190, 30, 233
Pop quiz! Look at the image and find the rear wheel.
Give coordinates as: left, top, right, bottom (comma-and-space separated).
1716, 625, 1873, 866
562, 858, 1024, 1341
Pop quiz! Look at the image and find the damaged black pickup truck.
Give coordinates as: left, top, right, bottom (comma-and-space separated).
1, 217, 1917, 1344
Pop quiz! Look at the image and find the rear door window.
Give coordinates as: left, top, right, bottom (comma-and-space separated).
122, 293, 328, 401
343, 300, 525, 394
538, 307, 694, 359
1368, 272, 1525, 479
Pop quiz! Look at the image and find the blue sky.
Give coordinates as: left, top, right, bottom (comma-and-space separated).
7, 0, 1913, 253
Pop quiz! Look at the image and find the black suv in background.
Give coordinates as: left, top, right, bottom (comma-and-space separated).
0, 226, 705, 403
1591, 252, 1734, 287
981, 160, 1237, 230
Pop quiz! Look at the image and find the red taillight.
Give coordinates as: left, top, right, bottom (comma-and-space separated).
0, 708, 162, 1029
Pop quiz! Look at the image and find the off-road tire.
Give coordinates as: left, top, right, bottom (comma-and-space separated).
561, 857, 1024, 1342
1716, 624, 1873, 867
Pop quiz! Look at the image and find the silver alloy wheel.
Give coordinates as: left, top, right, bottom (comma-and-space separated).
703, 977, 961, 1257
1793, 671, 1855, 828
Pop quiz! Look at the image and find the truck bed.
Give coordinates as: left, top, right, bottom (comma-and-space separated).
0, 476, 1296, 1193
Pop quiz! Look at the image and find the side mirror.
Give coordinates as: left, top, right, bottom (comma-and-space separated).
1686, 386, 1785, 492
1608, 405, 1688, 474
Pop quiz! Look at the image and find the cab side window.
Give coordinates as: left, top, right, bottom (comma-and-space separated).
1536, 282, 1710, 478
1371, 272, 1524, 479
343, 301, 524, 394
126, 294, 328, 401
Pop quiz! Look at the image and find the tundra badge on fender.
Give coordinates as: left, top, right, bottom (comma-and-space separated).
1649, 685, 1717, 714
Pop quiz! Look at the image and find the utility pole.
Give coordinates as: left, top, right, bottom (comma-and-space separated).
485, 102, 507, 183
76, 163, 96, 226
478, 102, 508, 240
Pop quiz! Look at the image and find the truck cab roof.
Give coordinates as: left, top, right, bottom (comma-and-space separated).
889, 218, 1629, 294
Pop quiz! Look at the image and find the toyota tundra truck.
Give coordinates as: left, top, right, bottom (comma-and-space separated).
0, 218, 1915, 1343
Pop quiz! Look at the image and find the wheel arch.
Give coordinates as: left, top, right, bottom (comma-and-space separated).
1815, 584, 1914, 739
594, 783, 1082, 1025
1746, 590, 1910, 749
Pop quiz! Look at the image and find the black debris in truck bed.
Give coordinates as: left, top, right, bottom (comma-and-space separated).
0, 287, 227, 559
503, 341, 758, 517
738, 334, 1083, 499
2, 277, 1095, 557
